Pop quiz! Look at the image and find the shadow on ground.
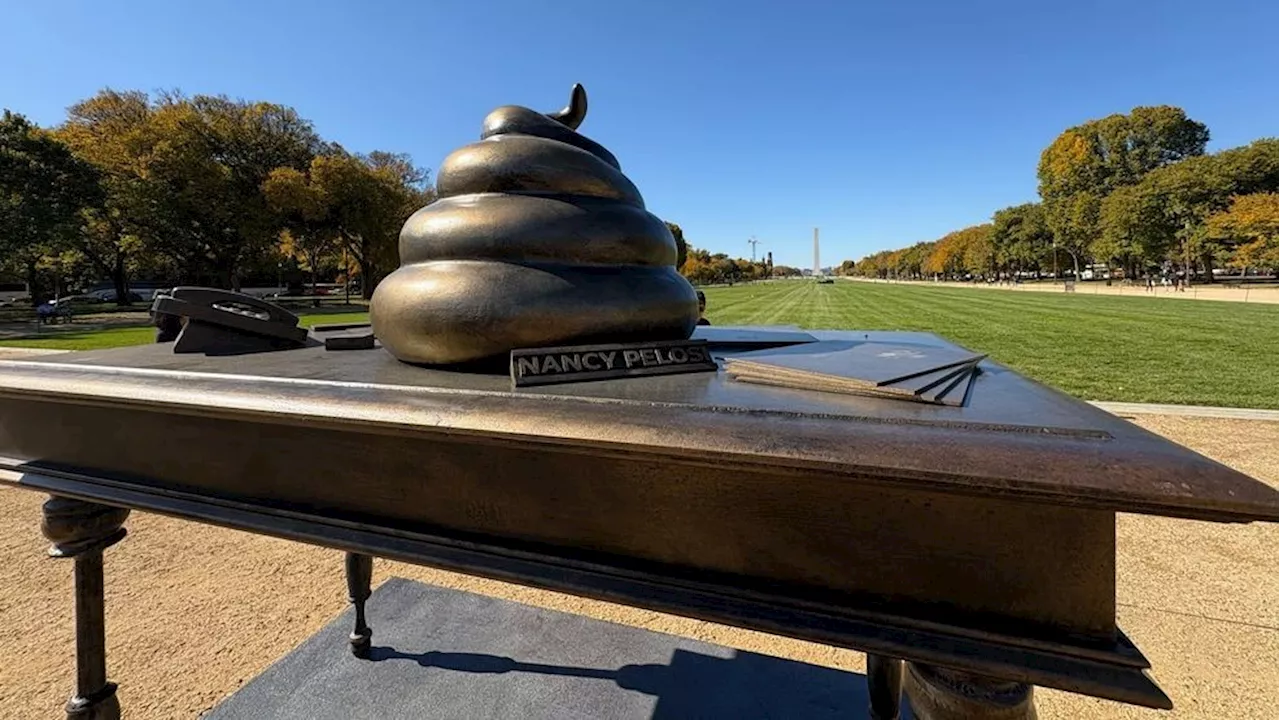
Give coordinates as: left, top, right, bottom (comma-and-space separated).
363, 645, 894, 719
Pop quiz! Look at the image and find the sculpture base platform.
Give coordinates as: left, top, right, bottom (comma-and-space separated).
205, 577, 900, 720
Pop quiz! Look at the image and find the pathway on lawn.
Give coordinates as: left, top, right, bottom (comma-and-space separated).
849, 277, 1280, 304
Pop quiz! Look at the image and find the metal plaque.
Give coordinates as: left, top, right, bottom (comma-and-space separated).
511, 339, 716, 387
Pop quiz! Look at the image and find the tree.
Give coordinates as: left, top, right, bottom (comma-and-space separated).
1038, 107, 1208, 199
990, 203, 1053, 276
1044, 191, 1101, 274
309, 149, 432, 298
890, 242, 933, 280
853, 250, 894, 279
55, 90, 156, 303
0, 110, 102, 304
140, 92, 323, 289
1204, 193, 1279, 275
664, 221, 687, 270
675, 244, 767, 285
956, 224, 996, 277
263, 163, 339, 295
1143, 154, 1236, 280
1038, 106, 1208, 266
1097, 183, 1169, 276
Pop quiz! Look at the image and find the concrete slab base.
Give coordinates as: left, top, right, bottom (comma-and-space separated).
204, 577, 897, 720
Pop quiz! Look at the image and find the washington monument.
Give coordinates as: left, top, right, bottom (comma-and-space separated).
813, 228, 820, 276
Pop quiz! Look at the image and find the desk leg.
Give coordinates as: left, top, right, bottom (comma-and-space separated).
904, 662, 1037, 720
344, 552, 373, 658
867, 655, 904, 720
41, 497, 130, 720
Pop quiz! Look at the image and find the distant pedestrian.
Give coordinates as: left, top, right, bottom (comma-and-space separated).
696, 291, 711, 326
36, 302, 56, 325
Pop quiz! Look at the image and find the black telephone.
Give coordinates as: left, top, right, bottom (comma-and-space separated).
152, 287, 310, 356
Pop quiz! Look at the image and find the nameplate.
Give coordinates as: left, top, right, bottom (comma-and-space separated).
511, 339, 717, 387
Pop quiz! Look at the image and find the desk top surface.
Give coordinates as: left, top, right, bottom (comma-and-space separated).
1, 327, 1275, 522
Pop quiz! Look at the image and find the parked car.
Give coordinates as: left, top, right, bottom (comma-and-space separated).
86, 288, 146, 304
49, 294, 102, 308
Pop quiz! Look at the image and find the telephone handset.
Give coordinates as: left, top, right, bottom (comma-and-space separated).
152, 287, 309, 356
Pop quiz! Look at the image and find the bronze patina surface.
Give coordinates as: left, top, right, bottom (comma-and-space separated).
370, 84, 699, 365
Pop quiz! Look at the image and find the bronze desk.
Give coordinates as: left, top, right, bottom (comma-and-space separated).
0, 330, 1274, 719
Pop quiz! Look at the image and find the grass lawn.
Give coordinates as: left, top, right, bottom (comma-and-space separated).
2, 283, 1275, 408
703, 281, 1278, 409
0, 311, 370, 352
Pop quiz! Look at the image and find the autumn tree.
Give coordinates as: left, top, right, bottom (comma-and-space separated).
303, 150, 432, 298
888, 242, 933, 280
1091, 138, 1276, 279
1038, 106, 1208, 264
55, 90, 156, 303
676, 243, 768, 285
0, 110, 102, 304
853, 250, 894, 278
922, 238, 954, 278
1204, 193, 1279, 275
137, 92, 323, 289
263, 156, 340, 295
954, 224, 996, 277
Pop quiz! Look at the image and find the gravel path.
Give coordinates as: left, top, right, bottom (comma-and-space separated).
0, 415, 1275, 719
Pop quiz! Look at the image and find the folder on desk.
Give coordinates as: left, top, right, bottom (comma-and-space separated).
723, 341, 984, 405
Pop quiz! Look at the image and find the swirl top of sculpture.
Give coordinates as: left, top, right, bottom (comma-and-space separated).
434, 84, 643, 212
370, 84, 699, 366
476, 83, 618, 170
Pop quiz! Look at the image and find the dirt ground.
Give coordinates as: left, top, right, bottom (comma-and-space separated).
0, 415, 1275, 719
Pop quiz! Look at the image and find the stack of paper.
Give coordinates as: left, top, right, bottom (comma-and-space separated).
723, 340, 984, 406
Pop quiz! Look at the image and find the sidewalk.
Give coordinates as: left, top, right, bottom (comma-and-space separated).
1091, 401, 1278, 422
851, 278, 1280, 304
0, 347, 71, 359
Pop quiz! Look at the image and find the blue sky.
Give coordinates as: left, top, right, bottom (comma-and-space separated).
2, 0, 1276, 268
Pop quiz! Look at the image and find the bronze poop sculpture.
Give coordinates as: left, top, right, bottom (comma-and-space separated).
371, 84, 700, 366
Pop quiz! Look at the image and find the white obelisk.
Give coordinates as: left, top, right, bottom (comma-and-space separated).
813, 228, 820, 276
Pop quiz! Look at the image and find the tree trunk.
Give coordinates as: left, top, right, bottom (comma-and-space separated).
26, 260, 45, 307
1199, 252, 1215, 283
112, 253, 130, 306
309, 250, 320, 308
360, 238, 380, 300
220, 265, 238, 292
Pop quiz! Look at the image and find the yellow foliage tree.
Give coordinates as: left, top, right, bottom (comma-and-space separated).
1204, 193, 1279, 274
